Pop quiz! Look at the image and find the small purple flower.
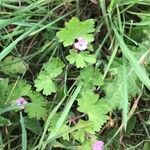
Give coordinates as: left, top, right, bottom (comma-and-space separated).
16, 97, 28, 109
92, 140, 104, 150
74, 37, 88, 51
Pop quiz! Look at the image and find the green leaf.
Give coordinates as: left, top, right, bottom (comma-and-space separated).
48, 113, 70, 141
34, 57, 65, 95
7, 80, 32, 101
112, 25, 150, 90
66, 50, 96, 68
77, 91, 111, 131
25, 92, 48, 120
25, 102, 48, 120
80, 66, 103, 90
0, 56, 28, 75
0, 78, 9, 107
78, 139, 92, 150
104, 35, 150, 109
103, 56, 142, 109
103, 41, 150, 111
7, 80, 48, 120
74, 120, 95, 143
35, 72, 57, 95
56, 17, 95, 47
58, 125, 70, 141
43, 57, 65, 78
0, 116, 10, 126
24, 117, 42, 134
143, 141, 150, 150
47, 82, 83, 141
125, 116, 136, 134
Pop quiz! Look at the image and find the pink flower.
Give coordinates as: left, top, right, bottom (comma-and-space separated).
16, 97, 28, 109
74, 37, 88, 51
92, 141, 104, 150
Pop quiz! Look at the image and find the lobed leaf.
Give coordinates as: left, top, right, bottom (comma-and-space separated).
80, 66, 103, 90
25, 92, 48, 120
34, 57, 65, 95
103, 62, 140, 109
56, 17, 95, 47
0, 56, 28, 75
74, 120, 95, 143
77, 91, 111, 131
113, 25, 150, 89
7, 80, 32, 101
34, 72, 57, 95
66, 50, 96, 68
43, 57, 65, 78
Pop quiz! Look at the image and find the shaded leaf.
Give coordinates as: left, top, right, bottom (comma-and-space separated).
103, 59, 140, 109
0, 116, 10, 126
0, 78, 9, 107
125, 116, 136, 134
35, 57, 64, 95
80, 66, 103, 90
143, 141, 150, 150
74, 120, 95, 143
24, 117, 42, 134
0, 56, 28, 75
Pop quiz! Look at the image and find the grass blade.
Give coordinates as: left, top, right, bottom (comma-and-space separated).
41, 82, 83, 149
102, 43, 118, 80
37, 81, 77, 149
0, 15, 26, 29
20, 111, 27, 150
112, 25, 150, 90
122, 57, 128, 130
0, 26, 37, 60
